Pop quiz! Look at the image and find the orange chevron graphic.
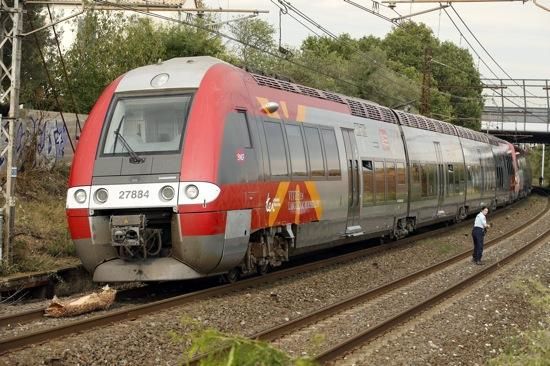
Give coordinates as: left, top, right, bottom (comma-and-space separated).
257, 97, 281, 119
294, 184, 301, 224
296, 105, 306, 122
256, 97, 307, 122
280, 101, 289, 119
268, 181, 290, 226
304, 181, 323, 219
267, 181, 323, 227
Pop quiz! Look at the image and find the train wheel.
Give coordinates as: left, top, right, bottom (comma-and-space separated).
257, 263, 270, 276
223, 268, 240, 283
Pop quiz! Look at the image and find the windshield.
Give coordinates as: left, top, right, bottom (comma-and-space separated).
102, 94, 192, 155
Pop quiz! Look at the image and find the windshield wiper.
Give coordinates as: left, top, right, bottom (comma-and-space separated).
114, 130, 145, 164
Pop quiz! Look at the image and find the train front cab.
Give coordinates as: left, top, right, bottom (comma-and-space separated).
67, 58, 263, 282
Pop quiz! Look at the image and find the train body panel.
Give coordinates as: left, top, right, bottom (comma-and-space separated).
490, 140, 515, 207
66, 56, 531, 282
458, 137, 495, 212
400, 126, 465, 226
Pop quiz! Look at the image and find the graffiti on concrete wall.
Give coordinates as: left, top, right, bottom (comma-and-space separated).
0, 112, 73, 169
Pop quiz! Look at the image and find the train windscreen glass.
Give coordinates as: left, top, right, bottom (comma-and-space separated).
102, 95, 191, 155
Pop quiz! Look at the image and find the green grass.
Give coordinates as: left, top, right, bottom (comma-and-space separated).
488, 278, 550, 366
0, 164, 78, 276
172, 318, 318, 366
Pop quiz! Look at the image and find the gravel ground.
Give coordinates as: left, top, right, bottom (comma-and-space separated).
0, 195, 546, 365
272, 198, 550, 359
338, 231, 550, 365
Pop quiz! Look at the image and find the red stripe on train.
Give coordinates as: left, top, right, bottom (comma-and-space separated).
179, 211, 226, 236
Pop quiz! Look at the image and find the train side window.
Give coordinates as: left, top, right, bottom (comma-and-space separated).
362, 160, 374, 205
387, 161, 397, 201
285, 124, 308, 177
411, 163, 421, 201
457, 165, 465, 193
428, 164, 436, 196
304, 126, 325, 177
374, 161, 385, 203
264, 121, 289, 178
396, 162, 406, 201
421, 164, 429, 197
320, 128, 341, 177
235, 111, 252, 148
447, 165, 454, 196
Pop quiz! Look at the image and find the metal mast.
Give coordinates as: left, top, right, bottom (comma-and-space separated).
0, 1, 268, 264
0, 0, 22, 264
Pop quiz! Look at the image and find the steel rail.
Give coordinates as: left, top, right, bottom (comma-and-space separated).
0, 197, 524, 330
186, 195, 549, 365
0, 196, 540, 354
315, 224, 550, 364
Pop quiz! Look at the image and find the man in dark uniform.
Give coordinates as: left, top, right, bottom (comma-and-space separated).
472, 206, 490, 265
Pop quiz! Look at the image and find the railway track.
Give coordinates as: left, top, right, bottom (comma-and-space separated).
0, 196, 545, 356
315, 218, 550, 364
184, 194, 550, 365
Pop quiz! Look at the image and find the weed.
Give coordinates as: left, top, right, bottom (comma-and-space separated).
488, 330, 550, 366
173, 318, 317, 366
488, 278, 550, 365
0, 164, 78, 276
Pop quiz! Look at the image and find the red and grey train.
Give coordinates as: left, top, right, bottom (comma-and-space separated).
66, 56, 531, 282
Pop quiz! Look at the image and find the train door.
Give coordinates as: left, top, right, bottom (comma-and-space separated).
434, 142, 445, 215
342, 128, 362, 236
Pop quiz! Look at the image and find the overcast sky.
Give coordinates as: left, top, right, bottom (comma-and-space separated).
206, 0, 549, 81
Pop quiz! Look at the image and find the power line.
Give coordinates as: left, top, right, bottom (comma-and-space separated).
338, 0, 485, 103
449, 4, 542, 103
442, 7, 547, 124
93, 0, 408, 104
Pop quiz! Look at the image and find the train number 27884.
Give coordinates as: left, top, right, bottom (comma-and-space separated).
118, 190, 150, 199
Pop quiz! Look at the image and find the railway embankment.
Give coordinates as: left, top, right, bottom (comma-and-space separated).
0, 194, 547, 365
0, 165, 84, 299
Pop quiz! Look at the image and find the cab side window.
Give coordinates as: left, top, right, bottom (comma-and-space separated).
285, 124, 308, 177
264, 121, 289, 178
320, 128, 341, 177
235, 111, 252, 148
304, 126, 326, 177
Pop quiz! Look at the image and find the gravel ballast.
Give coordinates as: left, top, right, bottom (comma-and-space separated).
0, 195, 547, 365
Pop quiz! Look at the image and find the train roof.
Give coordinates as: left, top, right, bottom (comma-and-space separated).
249, 70, 506, 146
116, 56, 227, 93
116, 56, 506, 146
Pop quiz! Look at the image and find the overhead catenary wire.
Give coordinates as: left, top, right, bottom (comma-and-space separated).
442, 7, 547, 124
270, 0, 323, 38
342, 0, 545, 118
93, 0, 409, 104
45, 4, 83, 134
336, 0, 485, 103
24, 3, 76, 153
449, 4, 543, 104
275, 0, 484, 105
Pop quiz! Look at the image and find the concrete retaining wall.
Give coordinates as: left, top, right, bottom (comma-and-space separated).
0, 109, 87, 169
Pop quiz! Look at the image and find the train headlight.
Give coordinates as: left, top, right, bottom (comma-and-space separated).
74, 189, 87, 204
160, 185, 175, 201
94, 188, 108, 203
184, 184, 199, 199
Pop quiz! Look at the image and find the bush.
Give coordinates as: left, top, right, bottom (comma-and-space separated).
172, 319, 317, 366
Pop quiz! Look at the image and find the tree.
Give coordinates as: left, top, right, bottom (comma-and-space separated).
228, 18, 277, 72
379, 22, 483, 128
58, 10, 227, 113
433, 41, 483, 129
160, 21, 225, 60
282, 35, 419, 108
3, 4, 56, 111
